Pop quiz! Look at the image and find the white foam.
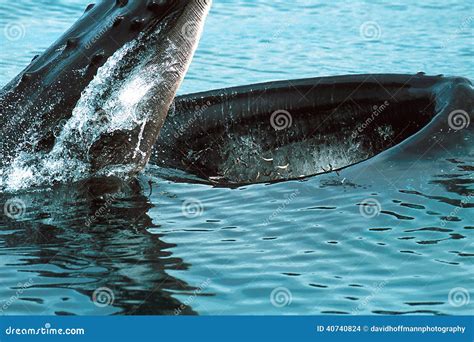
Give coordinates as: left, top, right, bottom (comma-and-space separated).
2, 40, 139, 191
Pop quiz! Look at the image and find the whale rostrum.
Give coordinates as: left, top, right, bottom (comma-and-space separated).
0, 0, 212, 189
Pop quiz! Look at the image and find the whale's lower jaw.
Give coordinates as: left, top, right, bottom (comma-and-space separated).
152, 74, 473, 185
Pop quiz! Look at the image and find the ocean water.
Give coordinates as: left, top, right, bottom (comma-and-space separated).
0, 0, 473, 315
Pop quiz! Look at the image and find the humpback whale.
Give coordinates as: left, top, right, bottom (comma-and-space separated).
153, 74, 473, 184
0, 0, 211, 189
0, 1, 472, 190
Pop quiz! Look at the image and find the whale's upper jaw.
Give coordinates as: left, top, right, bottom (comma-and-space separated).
2, 1, 184, 99
1, 0, 184, 158
0, 0, 212, 177
88, 0, 213, 174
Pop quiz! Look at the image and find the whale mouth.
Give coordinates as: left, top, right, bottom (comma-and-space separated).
153, 74, 472, 184
0, 0, 212, 191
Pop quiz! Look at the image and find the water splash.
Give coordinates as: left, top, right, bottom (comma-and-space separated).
1, 41, 132, 191
1, 30, 179, 192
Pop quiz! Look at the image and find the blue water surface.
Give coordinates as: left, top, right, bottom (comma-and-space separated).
0, 0, 473, 315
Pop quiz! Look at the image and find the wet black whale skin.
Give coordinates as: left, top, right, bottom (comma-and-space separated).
0, 0, 187, 162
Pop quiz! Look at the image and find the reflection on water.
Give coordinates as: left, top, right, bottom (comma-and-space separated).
2, 153, 472, 315
0, 180, 200, 315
